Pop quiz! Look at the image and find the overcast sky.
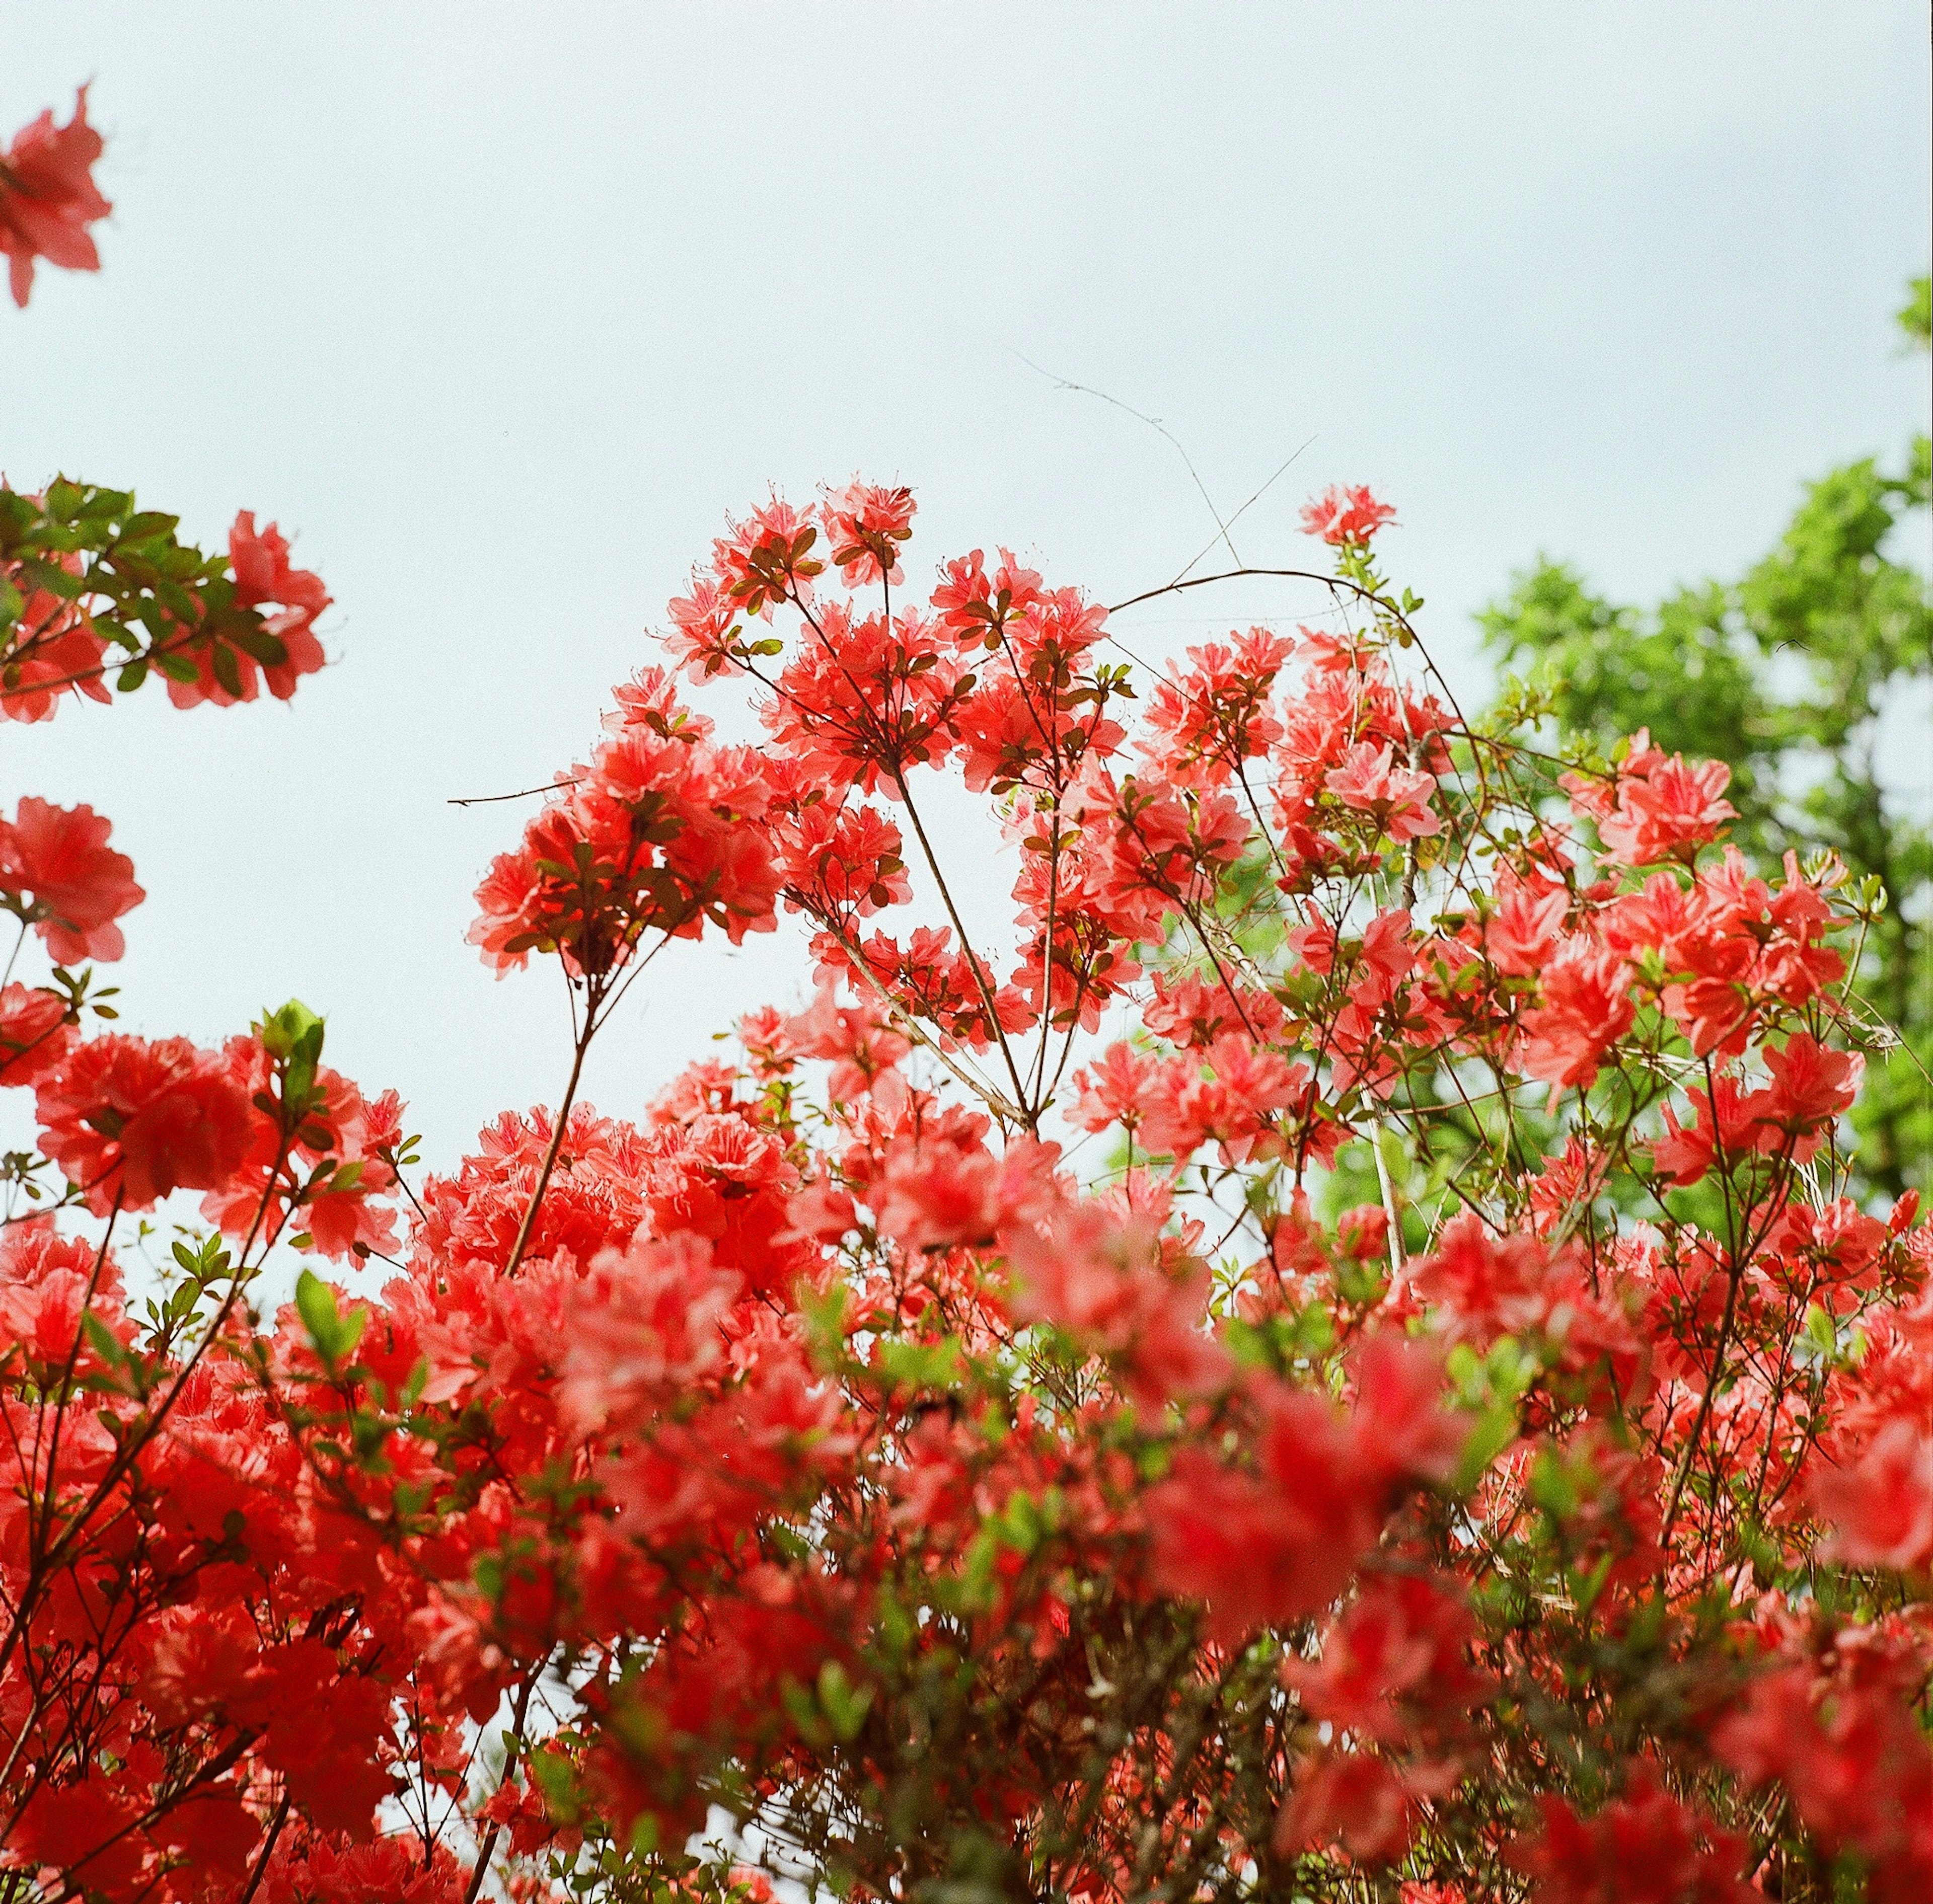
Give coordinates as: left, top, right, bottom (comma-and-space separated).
4, 1, 1929, 1180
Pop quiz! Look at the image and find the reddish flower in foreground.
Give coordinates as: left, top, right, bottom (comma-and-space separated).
0, 797, 144, 963
1565, 735, 1739, 868
1507, 1767, 1756, 1903
1, 89, 110, 308
1516, 938, 1634, 1096
822, 478, 916, 587
1749, 1032, 1862, 1162
0, 1217, 128, 1369
1276, 1751, 1420, 1863
1324, 740, 1440, 841
1300, 483, 1397, 546
1713, 1662, 1933, 1897
1810, 1419, 1933, 1574
35, 1034, 253, 1213
1146, 1339, 1459, 1642
0, 982, 72, 1088
1281, 1571, 1488, 1745
1650, 1071, 1758, 1187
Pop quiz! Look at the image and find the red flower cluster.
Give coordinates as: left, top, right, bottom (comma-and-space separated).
1300, 481, 1398, 546
34, 1034, 252, 1213
1509, 1766, 1757, 1904
3, 386, 1924, 1900
471, 669, 781, 976
168, 511, 333, 708
1565, 730, 1739, 868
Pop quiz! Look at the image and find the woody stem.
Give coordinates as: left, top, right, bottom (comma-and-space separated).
503, 1004, 597, 1279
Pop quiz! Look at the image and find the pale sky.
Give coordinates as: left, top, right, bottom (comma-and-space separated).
4, 1, 1929, 1178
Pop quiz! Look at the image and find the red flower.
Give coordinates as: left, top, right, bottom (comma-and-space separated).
1484, 868, 1568, 976
1508, 1767, 1756, 1902
1282, 1571, 1488, 1745
1747, 1031, 1862, 1162
821, 478, 916, 587
1142, 630, 1292, 789
1300, 483, 1397, 547
1649, 1071, 1758, 1188
0, 981, 73, 1088
0, 536, 111, 724
1276, 1751, 1421, 1864
1810, 1418, 1933, 1574
1517, 937, 1634, 1096
1714, 1660, 1933, 1896
1324, 740, 1441, 841
471, 716, 780, 977
35, 1034, 253, 1213
0, 796, 144, 963
1146, 1339, 1456, 1642
0, 1217, 128, 1368
163, 512, 331, 708
1410, 1211, 1551, 1338
711, 493, 821, 618
0, 89, 110, 308
1649, 1037, 1860, 1184
194, 1038, 403, 1260
1002, 1190, 1231, 1412
1069, 1039, 1160, 1135
1566, 734, 1737, 868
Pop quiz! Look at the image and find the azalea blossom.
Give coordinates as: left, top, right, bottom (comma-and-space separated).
1324, 739, 1441, 840
1300, 482, 1398, 546
0, 797, 144, 963
0, 89, 109, 307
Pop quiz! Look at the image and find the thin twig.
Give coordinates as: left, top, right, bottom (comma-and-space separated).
448, 777, 582, 808
1011, 351, 1242, 568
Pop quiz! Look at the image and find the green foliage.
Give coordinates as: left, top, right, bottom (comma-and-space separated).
1478, 283, 1932, 1197
294, 1267, 366, 1370
1900, 275, 1930, 349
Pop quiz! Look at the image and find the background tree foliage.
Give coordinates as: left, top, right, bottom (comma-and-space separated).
1478, 279, 1932, 1200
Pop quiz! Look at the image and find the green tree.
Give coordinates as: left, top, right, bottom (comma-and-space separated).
1479, 278, 1932, 1199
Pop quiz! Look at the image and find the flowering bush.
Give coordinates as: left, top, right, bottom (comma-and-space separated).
2, 93, 1927, 1904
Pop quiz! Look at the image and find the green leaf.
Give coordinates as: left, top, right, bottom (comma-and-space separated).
78, 485, 130, 522
295, 1267, 366, 1367
780, 1675, 830, 1746
816, 1659, 873, 1742
259, 999, 324, 1063
210, 641, 244, 699
1899, 274, 1930, 349
1452, 1398, 1522, 1495
876, 1335, 962, 1391
82, 1311, 129, 1370
295, 1267, 338, 1344
996, 1489, 1044, 1555
800, 1279, 850, 1371
400, 1357, 429, 1410
232, 624, 288, 668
